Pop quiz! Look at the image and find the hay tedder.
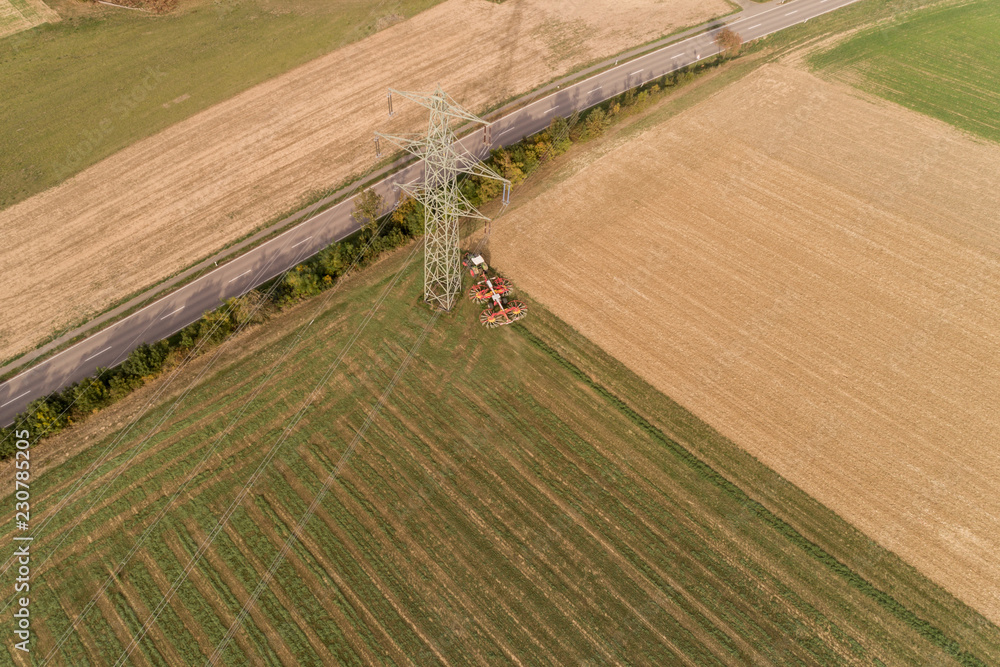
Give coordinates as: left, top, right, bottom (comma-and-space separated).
462, 253, 527, 328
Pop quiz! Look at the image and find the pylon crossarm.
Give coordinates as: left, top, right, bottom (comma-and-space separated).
374, 132, 429, 159
388, 88, 490, 127
450, 190, 491, 221
438, 89, 495, 127
394, 180, 426, 203
454, 156, 509, 186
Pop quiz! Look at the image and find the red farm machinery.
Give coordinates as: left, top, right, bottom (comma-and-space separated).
462, 253, 527, 328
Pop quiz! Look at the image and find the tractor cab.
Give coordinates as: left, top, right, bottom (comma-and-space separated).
462, 253, 488, 278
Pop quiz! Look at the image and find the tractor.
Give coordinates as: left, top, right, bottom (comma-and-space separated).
462, 253, 527, 328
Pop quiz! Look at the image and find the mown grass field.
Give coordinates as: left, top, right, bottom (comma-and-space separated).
2, 240, 998, 665
0, 0, 442, 209
810, 0, 1000, 143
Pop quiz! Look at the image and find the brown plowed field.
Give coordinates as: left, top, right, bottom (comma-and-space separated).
0, 0, 729, 362
491, 64, 1000, 623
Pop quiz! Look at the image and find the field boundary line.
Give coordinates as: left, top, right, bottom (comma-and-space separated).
517, 326, 991, 667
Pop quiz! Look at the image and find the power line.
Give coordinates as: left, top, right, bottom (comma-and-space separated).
0, 239, 303, 607
37, 209, 406, 665
107, 238, 425, 667
55, 86, 557, 662
6, 141, 420, 619
207, 304, 440, 666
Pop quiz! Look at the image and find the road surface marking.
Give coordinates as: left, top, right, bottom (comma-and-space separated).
159, 306, 184, 321
754, 0, 863, 41
786, 10, 798, 14
499, 127, 514, 136
727, 0, 816, 28
629, 69, 644, 76
291, 236, 314, 248
748, 23, 761, 29
1, 391, 29, 408
84, 346, 113, 362
227, 269, 252, 284
672, 53, 686, 60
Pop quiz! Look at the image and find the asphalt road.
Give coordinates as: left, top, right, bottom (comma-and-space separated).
0, 0, 861, 426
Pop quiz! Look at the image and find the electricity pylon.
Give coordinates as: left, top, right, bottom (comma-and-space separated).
376, 87, 510, 311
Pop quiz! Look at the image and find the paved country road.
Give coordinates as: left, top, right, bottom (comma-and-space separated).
0, 0, 861, 426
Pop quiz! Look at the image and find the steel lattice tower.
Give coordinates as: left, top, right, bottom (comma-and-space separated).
376, 87, 510, 311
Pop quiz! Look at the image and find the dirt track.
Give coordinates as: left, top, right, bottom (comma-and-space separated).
491, 64, 1000, 623
0, 0, 729, 362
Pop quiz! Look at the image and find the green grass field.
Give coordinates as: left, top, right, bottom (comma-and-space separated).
3, 240, 998, 665
810, 0, 1000, 143
0, 0, 442, 210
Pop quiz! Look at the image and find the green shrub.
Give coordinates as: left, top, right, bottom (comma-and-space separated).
121, 341, 170, 380
584, 108, 608, 138
72, 376, 111, 415
317, 244, 349, 280
391, 197, 425, 237
23, 398, 69, 438
282, 265, 325, 302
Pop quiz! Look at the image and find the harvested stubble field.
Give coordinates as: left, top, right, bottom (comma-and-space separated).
0, 0, 57, 39
1, 243, 998, 665
810, 0, 1000, 144
0, 0, 731, 365
491, 63, 1000, 625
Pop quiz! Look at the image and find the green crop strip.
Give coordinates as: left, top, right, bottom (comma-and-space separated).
810, 0, 1000, 143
